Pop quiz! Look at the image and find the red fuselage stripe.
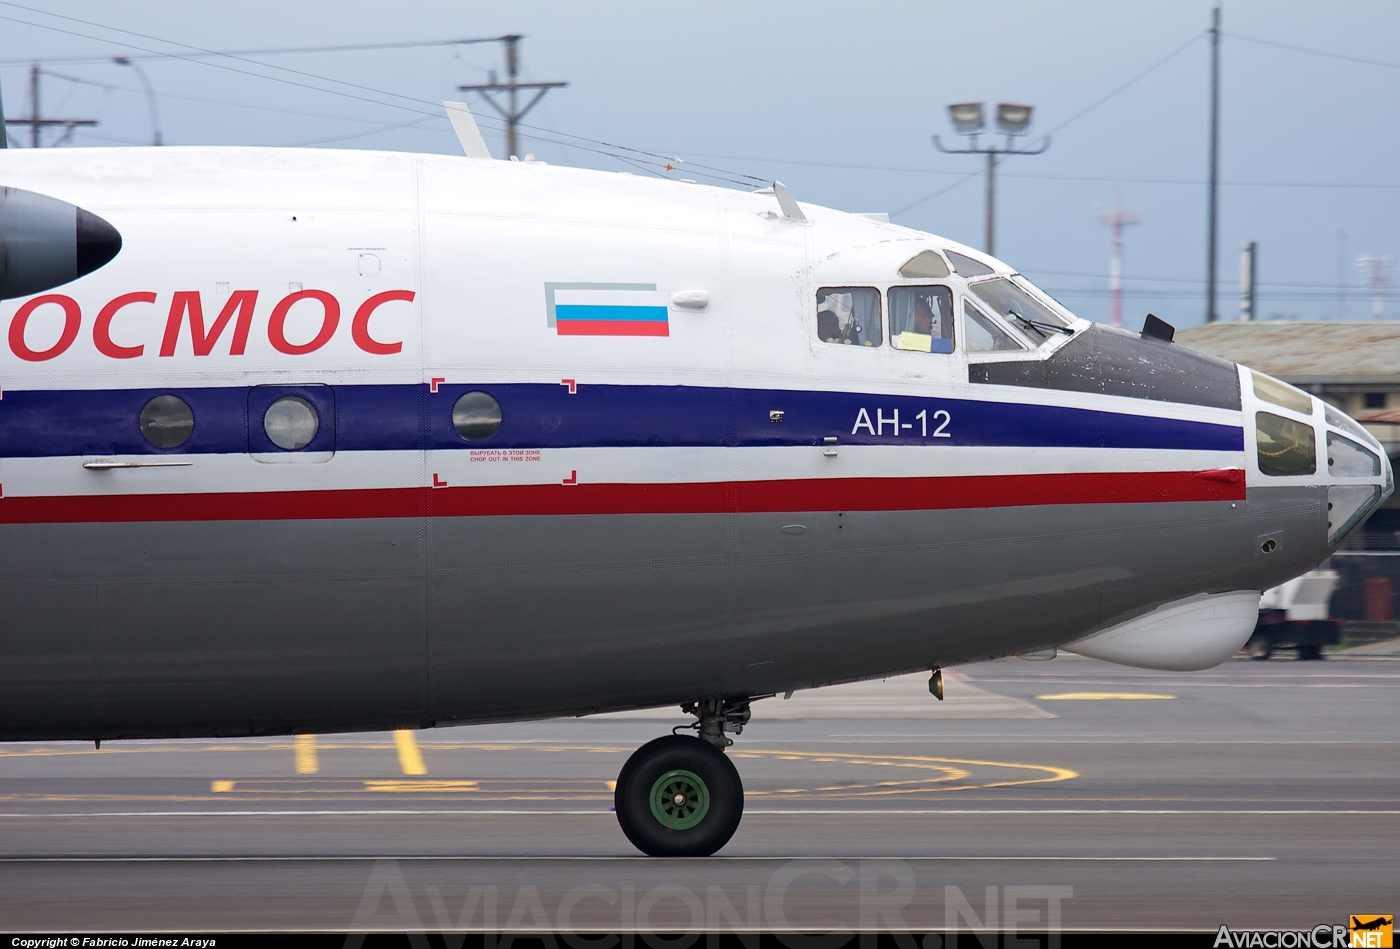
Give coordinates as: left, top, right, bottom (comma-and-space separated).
554, 320, 670, 336
0, 471, 1244, 523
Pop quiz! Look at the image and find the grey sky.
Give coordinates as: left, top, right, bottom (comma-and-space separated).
3, 0, 1397, 329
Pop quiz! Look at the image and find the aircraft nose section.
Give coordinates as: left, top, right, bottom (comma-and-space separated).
1246, 368, 1390, 548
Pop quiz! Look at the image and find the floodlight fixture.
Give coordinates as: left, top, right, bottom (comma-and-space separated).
996, 103, 1033, 136
948, 102, 984, 135
931, 100, 1049, 258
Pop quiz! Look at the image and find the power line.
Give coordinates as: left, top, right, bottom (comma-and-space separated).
0, 4, 758, 184
0, 4, 453, 117
678, 153, 1400, 190
1044, 30, 1205, 136
890, 171, 982, 217
0, 37, 504, 68
1227, 32, 1400, 72
1022, 266, 1381, 290
36, 68, 439, 128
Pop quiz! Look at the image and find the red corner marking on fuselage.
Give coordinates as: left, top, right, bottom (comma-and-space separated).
432, 473, 447, 488
430, 377, 446, 394
562, 470, 578, 485
561, 379, 577, 394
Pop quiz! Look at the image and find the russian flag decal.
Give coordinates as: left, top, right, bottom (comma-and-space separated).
545, 282, 669, 337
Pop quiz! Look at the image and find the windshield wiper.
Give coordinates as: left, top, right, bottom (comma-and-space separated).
1008, 310, 1073, 337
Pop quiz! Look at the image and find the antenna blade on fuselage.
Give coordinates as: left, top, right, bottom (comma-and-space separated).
772, 181, 808, 224
443, 101, 492, 159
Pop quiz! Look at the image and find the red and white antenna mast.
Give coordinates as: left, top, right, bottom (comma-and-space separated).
1097, 203, 1141, 327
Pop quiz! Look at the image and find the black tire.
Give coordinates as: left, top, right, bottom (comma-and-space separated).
1250, 640, 1273, 661
614, 734, 743, 857
1297, 643, 1323, 661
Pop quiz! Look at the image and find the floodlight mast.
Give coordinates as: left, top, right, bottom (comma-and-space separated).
933, 101, 1048, 257
114, 57, 162, 146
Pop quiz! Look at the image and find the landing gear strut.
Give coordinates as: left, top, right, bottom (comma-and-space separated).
614, 698, 750, 856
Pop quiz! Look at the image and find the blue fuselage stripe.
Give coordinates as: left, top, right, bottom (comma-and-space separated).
555, 304, 668, 322
0, 383, 1245, 457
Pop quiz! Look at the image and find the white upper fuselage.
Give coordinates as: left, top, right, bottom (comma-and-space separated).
0, 146, 1252, 500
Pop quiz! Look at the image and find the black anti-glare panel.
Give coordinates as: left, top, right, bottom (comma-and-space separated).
968, 323, 1242, 410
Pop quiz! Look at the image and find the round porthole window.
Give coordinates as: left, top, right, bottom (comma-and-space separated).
139, 394, 194, 449
264, 395, 319, 450
452, 391, 502, 441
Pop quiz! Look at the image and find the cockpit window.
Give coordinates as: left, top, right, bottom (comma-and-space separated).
963, 299, 1027, 353
889, 286, 954, 353
816, 287, 882, 347
1252, 370, 1313, 415
946, 251, 994, 277
1256, 411, 1317, 477
969, 277, 1073, 344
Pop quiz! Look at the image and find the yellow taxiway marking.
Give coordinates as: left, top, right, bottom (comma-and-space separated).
365, 780, 478, 793
0, 741, 1076, 802
294, 734, 319, 774
729, 749, 1076, 797
394, 730, 427, 776
1036, 692, 1177, 701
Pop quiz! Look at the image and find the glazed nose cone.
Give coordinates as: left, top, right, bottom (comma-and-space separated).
1322, 406, 1392, 547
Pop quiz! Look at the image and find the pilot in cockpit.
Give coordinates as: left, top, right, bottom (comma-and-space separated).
912, 298, 936, 337
891, 287, 953, 353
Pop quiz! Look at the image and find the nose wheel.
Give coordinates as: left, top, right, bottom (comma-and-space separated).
614, 734, 744, 856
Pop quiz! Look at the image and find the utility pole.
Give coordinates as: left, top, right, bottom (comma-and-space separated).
3, 65, 96, 148
1239, 241, 1256, 322
457, 35, 567, 159
1097, 203, 1141, 327
985, 153, 996, 255
934, 102, 1049, 258
1205, 5, 1221, 322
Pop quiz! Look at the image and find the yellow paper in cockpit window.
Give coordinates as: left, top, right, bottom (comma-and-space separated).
898, 331, 933, 352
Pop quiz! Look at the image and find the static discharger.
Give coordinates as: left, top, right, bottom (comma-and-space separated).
928, 668, 944, 701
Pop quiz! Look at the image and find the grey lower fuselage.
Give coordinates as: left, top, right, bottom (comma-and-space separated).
0, 486, 1322, 741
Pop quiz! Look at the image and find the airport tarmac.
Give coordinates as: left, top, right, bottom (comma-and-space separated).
0, 653, 1396, 933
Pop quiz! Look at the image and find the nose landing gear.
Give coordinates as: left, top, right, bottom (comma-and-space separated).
614, 697, 750, 856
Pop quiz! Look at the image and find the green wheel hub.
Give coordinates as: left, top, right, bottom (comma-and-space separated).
648, 768, 710, 830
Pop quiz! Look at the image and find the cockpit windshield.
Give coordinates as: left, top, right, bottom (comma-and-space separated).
969, 277, 1074, 345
